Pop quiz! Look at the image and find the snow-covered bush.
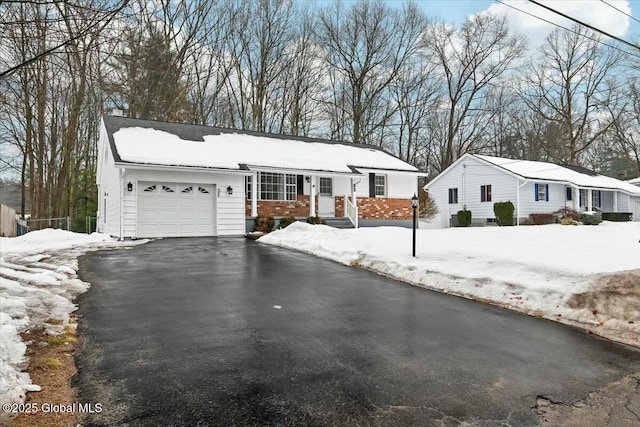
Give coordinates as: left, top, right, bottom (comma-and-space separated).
580, 211, 602, 225
277, 216, 297, 229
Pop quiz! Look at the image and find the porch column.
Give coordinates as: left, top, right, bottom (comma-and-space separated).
572, 187, 578, 211
251, 171, 258, 217
351, 178, 357, 210
613, 192, 618, 212
587, 189, 593, 211
309, 175, 316, 217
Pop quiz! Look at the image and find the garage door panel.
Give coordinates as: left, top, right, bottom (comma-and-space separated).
137, 182, 216, 237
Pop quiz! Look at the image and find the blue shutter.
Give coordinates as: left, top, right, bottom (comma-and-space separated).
534, 183, 539, 201
545, 184, 549, 202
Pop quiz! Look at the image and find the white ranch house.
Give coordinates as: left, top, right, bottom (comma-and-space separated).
425, 154, 640, 228
97, 115, 422, 238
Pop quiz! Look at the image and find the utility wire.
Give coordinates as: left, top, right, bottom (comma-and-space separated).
495, 0, 640, 59
529, 0, 640, 52
600, 0, 640, 26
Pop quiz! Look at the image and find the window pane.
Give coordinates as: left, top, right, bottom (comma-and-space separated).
374, 174, 386, 197
320, 178, 332, 196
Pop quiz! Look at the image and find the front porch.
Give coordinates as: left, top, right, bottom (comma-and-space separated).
573, 187, 634, 214
244, 195, 414, 229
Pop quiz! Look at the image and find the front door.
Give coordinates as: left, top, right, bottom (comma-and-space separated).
318, 177, 335, 217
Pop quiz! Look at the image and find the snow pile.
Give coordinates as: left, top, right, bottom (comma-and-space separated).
0, 229, 145, 417
260, 221, 640, 346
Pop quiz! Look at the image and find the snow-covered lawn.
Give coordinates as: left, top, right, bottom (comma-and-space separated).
260, 221, 640, 346
0, 229, 145, 418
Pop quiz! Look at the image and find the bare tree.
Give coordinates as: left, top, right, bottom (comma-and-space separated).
225, 0, 296, 132
424, 14, 526, 171
520, 24, 622, 165
606, 79, 640, 173
316, 0, 425, 144
390, 58, 440, 164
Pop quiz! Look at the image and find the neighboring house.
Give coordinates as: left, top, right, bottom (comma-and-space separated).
629, 177, 640, 187
425, 154, 640, 228
97, 115, 422, 238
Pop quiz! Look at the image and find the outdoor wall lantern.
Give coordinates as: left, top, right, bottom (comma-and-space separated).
411, 193, 419, 257
227, 185, 233, 195
127, 182, 133, 192
305, 176, 311, 183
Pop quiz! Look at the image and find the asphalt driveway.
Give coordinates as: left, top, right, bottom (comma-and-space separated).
76, 237, 640, 426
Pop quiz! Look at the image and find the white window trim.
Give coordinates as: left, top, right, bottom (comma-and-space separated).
247, 172, 297, 201
374, 174, 387, 197
319, 177, 333, 196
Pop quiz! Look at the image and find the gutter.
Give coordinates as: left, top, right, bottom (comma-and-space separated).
516, 178, 529, 226
119, 168, 124, 241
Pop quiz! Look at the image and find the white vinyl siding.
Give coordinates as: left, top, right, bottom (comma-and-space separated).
123, 169, 245, 237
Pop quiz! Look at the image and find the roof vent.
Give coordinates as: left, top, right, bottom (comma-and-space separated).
111, 109, 124, 117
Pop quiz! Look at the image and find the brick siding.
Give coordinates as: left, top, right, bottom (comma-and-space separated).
247, 196, 412, 219
335, 197, 413, 219
245, 196, 316, 217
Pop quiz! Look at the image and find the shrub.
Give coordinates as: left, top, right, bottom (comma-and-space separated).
554, 207, 580, 222
560, 217, 579, 226
580, 211, 602, 225
253, 216, 275, 233
277, 216, 297, 229
601, 212, 632, 222
306, 216, 326, 225
456, 209, 472, 227
529, 213, 555, 225
419, 190, 439, 220
493, 201, 515, 226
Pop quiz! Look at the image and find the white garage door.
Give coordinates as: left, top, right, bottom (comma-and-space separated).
137, 182, 216, 237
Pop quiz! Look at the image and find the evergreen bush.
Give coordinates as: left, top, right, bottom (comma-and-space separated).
456, 209, 472, 227
493, 201, 515, 226
253, 216, 275, 232
306, 216, 326, 225
601, 212, 632, 222
580, 211, 602, 225
277, 216, 297, 229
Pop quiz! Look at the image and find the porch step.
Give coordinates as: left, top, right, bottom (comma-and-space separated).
324, 217, 355, 229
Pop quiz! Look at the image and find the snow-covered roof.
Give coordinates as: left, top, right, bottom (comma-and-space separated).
628, 176, 640, 186
474, 154, 640, 195
102, 116, 418, 174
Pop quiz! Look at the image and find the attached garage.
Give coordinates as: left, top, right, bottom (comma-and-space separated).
137, 182, 216, 237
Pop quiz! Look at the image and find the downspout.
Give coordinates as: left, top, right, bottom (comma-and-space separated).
462, 164, 466, 209
517, 178, 528, 225
119, 168, 125, 241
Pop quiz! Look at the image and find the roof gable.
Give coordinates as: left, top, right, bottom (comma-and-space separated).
102, 115, 418, 174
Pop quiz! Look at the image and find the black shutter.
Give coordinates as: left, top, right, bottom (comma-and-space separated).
297, 175, 304, 195
369, 173, 375, 197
